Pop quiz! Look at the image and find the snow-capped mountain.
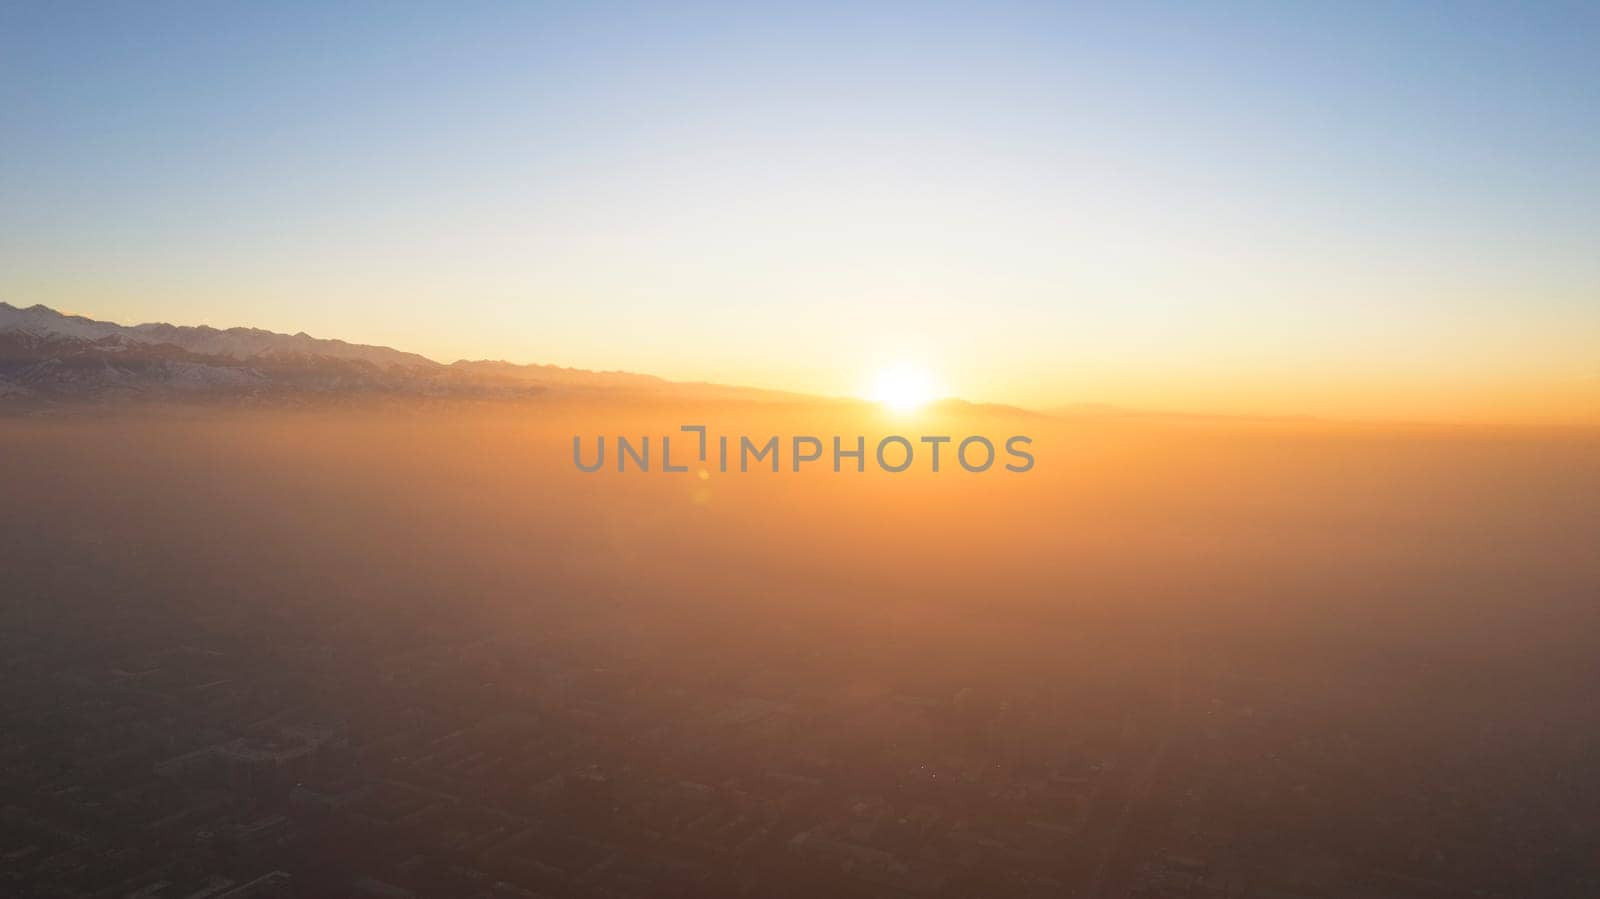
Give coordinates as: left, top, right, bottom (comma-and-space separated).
0, 302, 473, 402
0, 302, 436, 370
0, 302, 801, 405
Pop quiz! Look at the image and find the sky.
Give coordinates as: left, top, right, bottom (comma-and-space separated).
3, 1, 1598, 420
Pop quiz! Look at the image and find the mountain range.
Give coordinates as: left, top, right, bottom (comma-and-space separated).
0, 302, 797, 406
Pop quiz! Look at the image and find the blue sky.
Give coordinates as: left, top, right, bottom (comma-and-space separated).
3, 2, 1597, 417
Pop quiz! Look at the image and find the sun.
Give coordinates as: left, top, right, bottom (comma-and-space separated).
869, 364, 940, 413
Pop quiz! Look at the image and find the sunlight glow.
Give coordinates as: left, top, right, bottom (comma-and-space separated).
869, 364, 940, 413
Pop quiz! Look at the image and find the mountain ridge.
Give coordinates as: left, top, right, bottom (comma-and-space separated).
0, 302, 818, 406
0, 302, 438, 371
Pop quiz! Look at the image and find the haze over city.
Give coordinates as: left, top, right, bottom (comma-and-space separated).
5, 5, 1600, 899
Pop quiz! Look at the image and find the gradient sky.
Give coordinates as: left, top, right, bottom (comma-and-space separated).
3, 2, 1598, 419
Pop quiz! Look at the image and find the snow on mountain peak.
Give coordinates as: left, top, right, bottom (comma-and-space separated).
0, 302, 438, 370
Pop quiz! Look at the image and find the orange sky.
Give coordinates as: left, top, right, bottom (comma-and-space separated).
4, 4, 1598, 424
